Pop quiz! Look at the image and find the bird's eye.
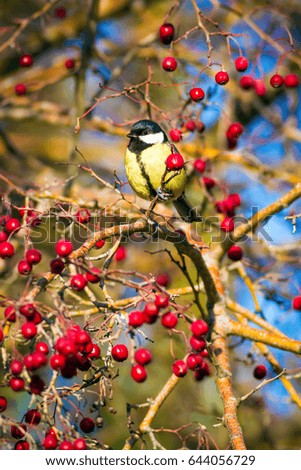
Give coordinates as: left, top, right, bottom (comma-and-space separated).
141, 129, 148, 135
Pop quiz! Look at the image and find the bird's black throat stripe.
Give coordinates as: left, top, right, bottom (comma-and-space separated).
136, 153, 157, 199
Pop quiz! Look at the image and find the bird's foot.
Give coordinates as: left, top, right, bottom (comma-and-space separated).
156, 186, 173, 202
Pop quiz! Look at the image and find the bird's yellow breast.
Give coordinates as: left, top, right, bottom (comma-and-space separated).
125, 142, 187, 201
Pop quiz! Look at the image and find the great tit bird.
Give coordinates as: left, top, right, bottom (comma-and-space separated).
125, 119, 201, 222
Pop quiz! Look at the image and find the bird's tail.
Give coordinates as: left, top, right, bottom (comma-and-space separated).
173, 194, 202, 223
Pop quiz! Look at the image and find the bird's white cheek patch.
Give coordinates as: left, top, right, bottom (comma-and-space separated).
139, 132, 164, 144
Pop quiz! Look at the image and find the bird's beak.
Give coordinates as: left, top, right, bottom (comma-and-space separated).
126, 133, 135, 138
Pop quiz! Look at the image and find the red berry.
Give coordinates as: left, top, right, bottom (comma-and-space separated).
21, 322, 37, 339
29, 375, 45, 394
143, 310, 158, 324
270, 74, 284, 88
155, 294, 169, 309
50, 354, 66, 370
190, 335, 206, 351
55, 239, 73, 257
134, 348, 152, 365
227, 245, 243, 261
15, 83, 27, 96
0, 329, 3, 342
75, 330, 91, 346
191, 319, 209, 338
0, 241, 15, 258
226, 122, 244, 139
19, 54, 33, 67
86, 267, 101, 283
65, 58, 75, 70
72, 358, 89, 373
50, 258, 65, 274
26, 211, 42, 227
162, 56, 177, 72
189, 87, 205, 102
115, 245, 127, 261
75, 208, 91, 223
161, 312, 178, 329
14, 440, 30, 450
156, 272, 170, 287
5, 218, 21, 233
19, 303, 36, 318
186, 353, 203, 370
193, 159, 207, 173
36, 341, 50, 355
32, 352, 47, 369
95, 239, 105, 249
60, 440, 73, 450
215, 200, 234, 217
235, 56, 249, 72
292, 296, 301, 310
18, 259, 32, 275
0, 231, 8, 242
202, 177, 216, 190
165, 153, 184, 171
9, 377, 25, 392
55, 6, 67, 18
73, 438, 87, 450
184, 120, 196, 132
70, 274, 87, 291
43, 434, 58, 449
80, 417, 95, 433
128, 310, 144, 327
227, 193, 241, 208
196, 121, 205, 133
159, 23, 175, 44
169, 128, 182, 142
253, 364, 267, 380
239, 75, 254, 89
10, 360, 23, 375
29, 311, 43, 325
215, 70, 229, 85
172, 360, 187, 377
131, 364, 147, 382
284, 73, 299, 88
111, 344, 128, 362
220, 217, 235, 232
4, 305, 16, 322
24, 409, 41, 425
194, 360, 211, 380
88, 344, 101, 359
0, 396, 7, 412
254, 79, 267, 96
26, 248, 42, 265
66, 325, 81, 342
56, 338, 77, 356
144, 302, 159, 317
11, 424, 27, 439
24, 354, 36, 371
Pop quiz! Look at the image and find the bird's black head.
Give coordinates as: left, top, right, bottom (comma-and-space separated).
127, 120, 168, 153
127, 120, 164, 137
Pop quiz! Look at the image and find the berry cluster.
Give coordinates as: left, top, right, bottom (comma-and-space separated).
109, 294, 211, 383
0, 315, 101, 448
0, 214, 43, 275
14, 7, 75, 97
172, 319, 211, 380
240, 72, 299, 92
191, 153, 243, 242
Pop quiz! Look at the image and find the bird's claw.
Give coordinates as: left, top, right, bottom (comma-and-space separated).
157, 186, 173, 201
